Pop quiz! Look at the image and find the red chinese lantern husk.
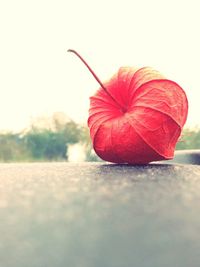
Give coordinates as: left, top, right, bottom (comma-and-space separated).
68, 50, 188, 164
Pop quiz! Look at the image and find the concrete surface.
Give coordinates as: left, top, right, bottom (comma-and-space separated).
0, 162, 200, 267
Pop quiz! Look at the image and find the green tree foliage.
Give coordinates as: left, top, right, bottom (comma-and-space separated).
24, 130, 67, 160
0, 113, 83, 162
24, 113, 82, 161
176, 127, 200, 150
0, 133, 30, 162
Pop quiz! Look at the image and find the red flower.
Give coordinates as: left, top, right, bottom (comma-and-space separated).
68, 50, 188, 164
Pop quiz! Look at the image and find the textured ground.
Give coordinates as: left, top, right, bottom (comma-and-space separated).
0, 162, 200, 267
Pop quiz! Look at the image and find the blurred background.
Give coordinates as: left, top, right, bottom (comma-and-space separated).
0, 0, 199, 162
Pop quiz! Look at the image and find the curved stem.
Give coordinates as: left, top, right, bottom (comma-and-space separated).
67, 49, 126, 112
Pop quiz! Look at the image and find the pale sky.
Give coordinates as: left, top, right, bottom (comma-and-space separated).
0, 0, 200, 131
